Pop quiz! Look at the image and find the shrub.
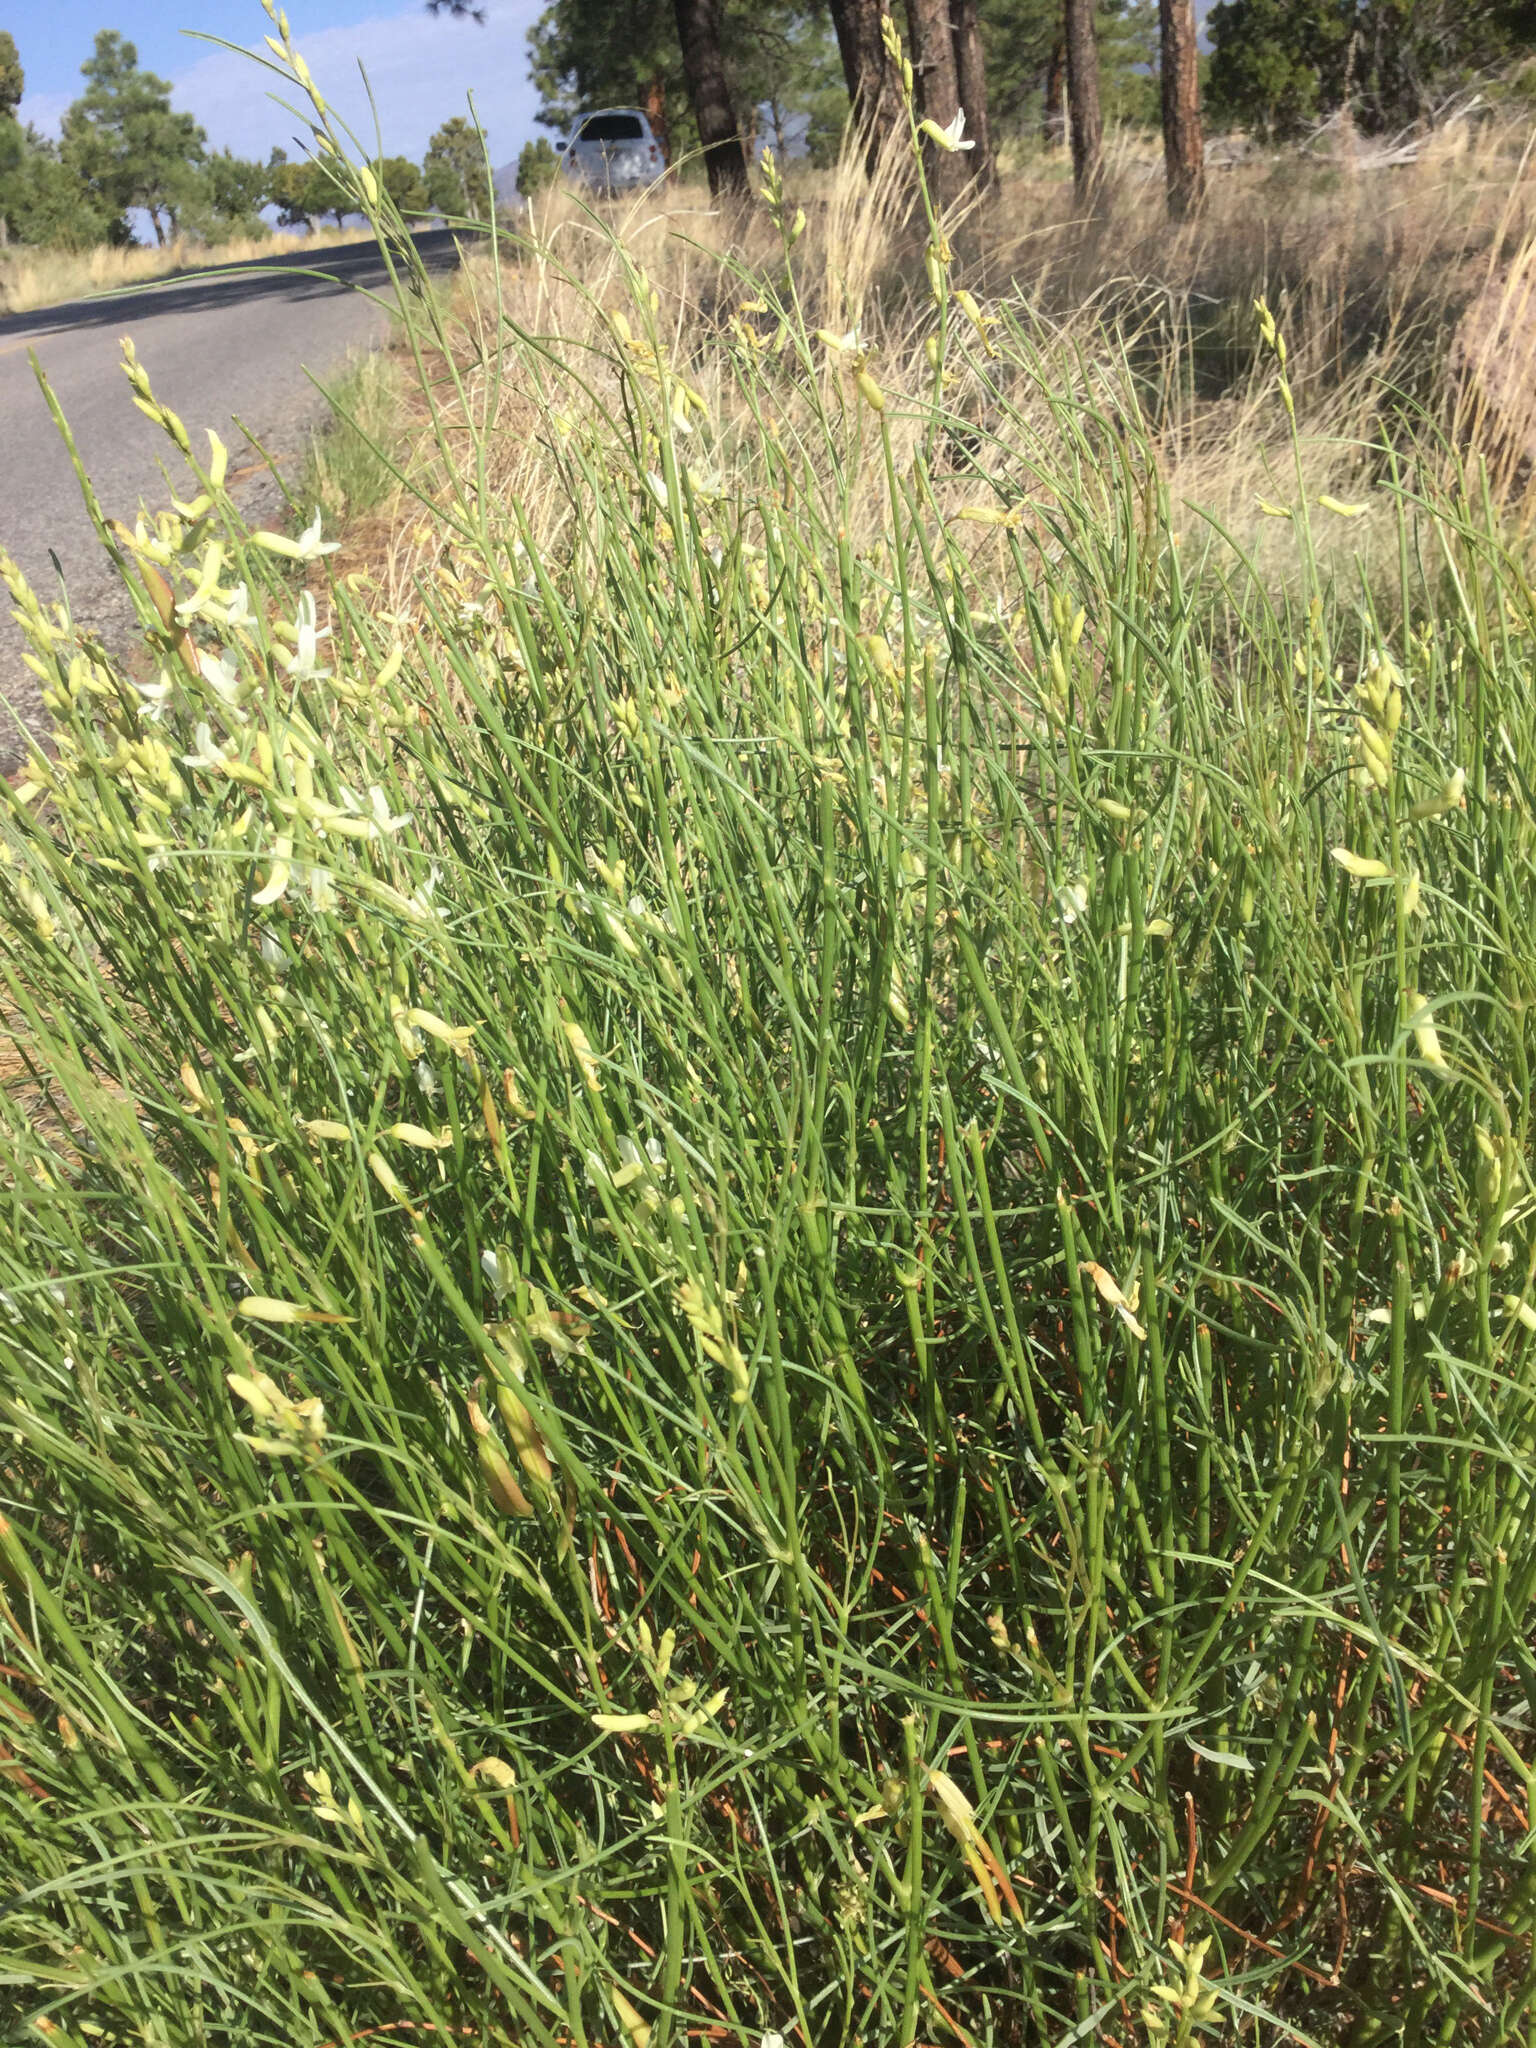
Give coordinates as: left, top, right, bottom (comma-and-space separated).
3, 23, 1536, 2048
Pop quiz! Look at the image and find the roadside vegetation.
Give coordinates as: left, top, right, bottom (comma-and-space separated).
8, 9, 1536, 2048
0, 222, 379, 318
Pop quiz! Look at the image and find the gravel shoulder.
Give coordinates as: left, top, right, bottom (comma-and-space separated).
0, 229, 464, 777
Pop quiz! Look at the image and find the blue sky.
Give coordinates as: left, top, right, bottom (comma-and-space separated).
16, 2, 545, 169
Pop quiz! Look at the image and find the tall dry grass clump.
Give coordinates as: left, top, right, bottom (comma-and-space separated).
354, 98, 1536, 623
4, 14, 1536, 2048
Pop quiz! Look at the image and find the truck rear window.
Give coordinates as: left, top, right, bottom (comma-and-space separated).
577, 115, 644, 141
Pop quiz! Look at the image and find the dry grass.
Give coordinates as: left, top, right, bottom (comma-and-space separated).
317, 108, 1536, 635
0, 223, 378, 317
977, 115, 1536, 497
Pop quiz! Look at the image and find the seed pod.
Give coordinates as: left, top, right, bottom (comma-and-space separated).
1403, 990, 1448, 1070
490, 1367, 554, 1490
236, 1296, 352, 1326
611, 1986, 652, 2048
466, 1388, 534, 1517
1330, 847, 1391, 880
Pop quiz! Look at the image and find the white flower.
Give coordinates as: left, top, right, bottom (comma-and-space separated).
368, 785, 413, 834
920, 110, 975, 152
250, 512, 342, 563
481, 1246, 515, 1300
219, 581, 256, 630
182, 722, 227, 771
623, 893, 666, 939
131, 671, 175, 721
198, 646, 249, 713
279, 592, 331, 684
403, 861, 442, 922
1055, 879, 1089, 924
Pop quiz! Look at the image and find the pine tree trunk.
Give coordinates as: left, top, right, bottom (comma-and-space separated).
906, 0, 966, 208
827, 0, 866, 108
949, 0, 995, 191
1042, 39, 1065, 149
1063, 0, 1102, 202
672, 0, 749, 196
827, 0, 903, 168
1159, 0, 1204, 218
644, 76, 672, 167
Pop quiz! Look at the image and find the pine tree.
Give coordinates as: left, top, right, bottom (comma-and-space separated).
188, 150, 274, 237
975, 0, 1061, 135
1206, 0, 1352, 134
425, 115, 488, 215
1, 128, 120, 249
0, 31, 22, 122
979, 1, 1155, 139
0, 31, 21, 248
380, 156, 429, 214
1208, 0, 1536, 136
60, 31, 207, 245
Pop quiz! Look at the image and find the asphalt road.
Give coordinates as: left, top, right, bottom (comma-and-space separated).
0, 227, 466, 776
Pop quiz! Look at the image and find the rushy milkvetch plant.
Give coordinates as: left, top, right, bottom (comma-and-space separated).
2, 10, 1536, 2048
